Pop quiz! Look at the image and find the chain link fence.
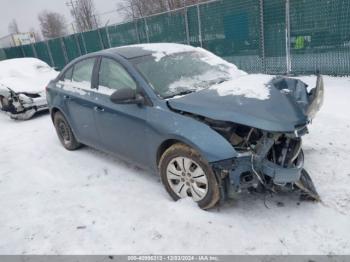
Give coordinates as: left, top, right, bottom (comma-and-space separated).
0, 0, 349, 75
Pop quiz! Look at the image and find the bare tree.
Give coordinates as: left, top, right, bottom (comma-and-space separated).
38, 11, 67, 39
117, 0, 209, 20
8, 19, 20, 34
117, 0, 165, 19
71, 0, 99, 32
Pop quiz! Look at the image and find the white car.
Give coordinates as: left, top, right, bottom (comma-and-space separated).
0, 58, 59, 120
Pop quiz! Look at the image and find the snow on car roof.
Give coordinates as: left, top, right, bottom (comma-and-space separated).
114, 42, 246, 76
0, 58, 58, 93
110, 43, 196, 60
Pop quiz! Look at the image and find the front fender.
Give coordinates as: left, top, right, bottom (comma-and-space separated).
148, 106, 238, 167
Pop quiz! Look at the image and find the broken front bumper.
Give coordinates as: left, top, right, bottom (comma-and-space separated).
213, 150, 304, 192
257, 150, 304, 184
0, 91, 48, 120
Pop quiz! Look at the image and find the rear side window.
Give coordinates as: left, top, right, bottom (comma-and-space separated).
98, 58, 136, 91
72, 58, 95, 86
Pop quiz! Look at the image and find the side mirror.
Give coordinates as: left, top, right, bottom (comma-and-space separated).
110, 88, 145, 105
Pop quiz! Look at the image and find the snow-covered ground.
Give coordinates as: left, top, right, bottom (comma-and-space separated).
0, 76, 349, 255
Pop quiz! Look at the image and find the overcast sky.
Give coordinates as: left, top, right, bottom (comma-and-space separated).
0, 0, 124, 37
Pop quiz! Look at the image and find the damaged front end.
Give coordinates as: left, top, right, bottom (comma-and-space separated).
0, 87, 48, 120
209, 76, 325, 201
212, 129, 319, 201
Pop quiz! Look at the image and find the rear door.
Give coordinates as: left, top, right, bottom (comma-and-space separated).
92, 57, 150, 166
60, 57, 100, 146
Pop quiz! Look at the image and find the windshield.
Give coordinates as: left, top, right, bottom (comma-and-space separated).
134, 50, 238, 98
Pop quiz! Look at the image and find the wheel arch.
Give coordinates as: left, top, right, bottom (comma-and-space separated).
50, 106, 80, 142
156, 139, 186, 167
50, 107, 60, 122
155, 131, 238, 170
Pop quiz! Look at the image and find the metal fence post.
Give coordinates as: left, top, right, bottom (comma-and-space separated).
184, 6, 190, 45
31, 43, 38, 58
106, 26, 112, 48
285, 0, 292, 75
97, 28, 104, 49
74, 34, 82, 56
196, 4, 203, 48
60, 38, 69, 64
134, 21, 141, 44
259, 0, 266, 73
144, 18, 150, 43
46, 41, 55, 68
20, 45, 25, 57
81, 32, 88, 54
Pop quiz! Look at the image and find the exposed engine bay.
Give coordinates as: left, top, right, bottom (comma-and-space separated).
208, 119, 319, 201
181, 114, 320, 201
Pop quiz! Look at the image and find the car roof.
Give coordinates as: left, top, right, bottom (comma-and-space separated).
96, 43, 196, 60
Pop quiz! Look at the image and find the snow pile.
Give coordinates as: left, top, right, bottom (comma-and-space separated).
0, 58, 58, 93
210, 74, 273, 100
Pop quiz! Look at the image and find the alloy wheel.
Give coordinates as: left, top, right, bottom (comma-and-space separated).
166, 157, 208, 202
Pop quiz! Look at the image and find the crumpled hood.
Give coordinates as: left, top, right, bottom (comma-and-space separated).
168, 74, 314, 132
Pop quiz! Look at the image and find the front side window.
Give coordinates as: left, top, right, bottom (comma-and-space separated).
98, 58, 136, 93
62, 67, 73, 81
72, 58, 95, 88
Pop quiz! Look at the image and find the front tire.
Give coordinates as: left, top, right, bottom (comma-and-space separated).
53, 111, 81, 151
159, 143, 220, 210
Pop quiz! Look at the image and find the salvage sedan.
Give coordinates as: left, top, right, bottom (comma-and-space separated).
46, 43, 324, 209
0, 58, 58, 120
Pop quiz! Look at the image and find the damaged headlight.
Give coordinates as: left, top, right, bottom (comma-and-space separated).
306, 75, 324, 119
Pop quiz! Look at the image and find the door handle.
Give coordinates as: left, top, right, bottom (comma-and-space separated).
63, 95, 71, 100
94, 106, 105, 112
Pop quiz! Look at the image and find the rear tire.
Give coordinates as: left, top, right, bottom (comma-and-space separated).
53, 111, 81, 151
159, 143, 220, 210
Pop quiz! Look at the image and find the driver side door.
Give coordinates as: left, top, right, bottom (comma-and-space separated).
93, 57, 150, 167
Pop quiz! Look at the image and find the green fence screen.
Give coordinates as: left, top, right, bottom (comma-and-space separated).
33, 42, 51, 66
290, 0, 350, 75
48, 39, 66, 69
108, 22, 139, 47
0, 0, 349, 75
63, 35, 81, 62
2, 46, 23, 59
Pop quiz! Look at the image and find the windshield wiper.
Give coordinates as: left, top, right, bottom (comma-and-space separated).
164, 90, 196, 99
